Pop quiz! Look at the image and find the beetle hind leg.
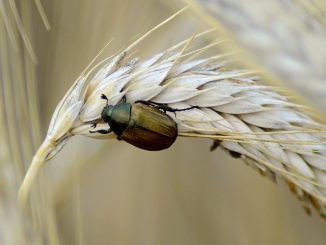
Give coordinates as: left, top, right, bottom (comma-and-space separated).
166, 105, 199, 112
136, 100, 198, 112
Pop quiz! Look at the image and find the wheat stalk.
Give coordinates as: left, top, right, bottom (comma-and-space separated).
18, 11, 326, 219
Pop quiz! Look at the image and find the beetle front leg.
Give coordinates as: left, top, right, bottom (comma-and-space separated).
101, 94, 109, 105
89, 128, 112, 134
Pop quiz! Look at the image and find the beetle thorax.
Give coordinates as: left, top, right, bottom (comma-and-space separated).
101, 105, 114, 122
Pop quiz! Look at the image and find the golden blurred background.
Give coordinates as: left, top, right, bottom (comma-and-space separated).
1, 0, 326, 244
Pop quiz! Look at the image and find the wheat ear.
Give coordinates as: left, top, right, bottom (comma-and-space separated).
19, 27, 326, 217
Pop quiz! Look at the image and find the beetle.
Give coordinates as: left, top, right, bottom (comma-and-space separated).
89, 94, 197, 151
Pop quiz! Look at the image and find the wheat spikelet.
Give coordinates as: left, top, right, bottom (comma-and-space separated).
18, 17, 326, 219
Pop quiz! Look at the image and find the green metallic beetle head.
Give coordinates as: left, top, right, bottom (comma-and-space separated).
101, 105, 114, 122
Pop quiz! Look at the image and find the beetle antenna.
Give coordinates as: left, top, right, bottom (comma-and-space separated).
101, 94, 109, 105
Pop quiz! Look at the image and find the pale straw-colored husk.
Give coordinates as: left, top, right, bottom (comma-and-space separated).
18, 9, 326, 219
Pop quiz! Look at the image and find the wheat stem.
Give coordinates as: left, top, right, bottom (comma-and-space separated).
18, 139, 55, 206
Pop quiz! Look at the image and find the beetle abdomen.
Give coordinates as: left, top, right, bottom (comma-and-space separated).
119, 103, 177, 151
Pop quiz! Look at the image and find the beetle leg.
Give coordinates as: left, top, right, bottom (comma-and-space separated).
210, 140, 221, 151
165, 105, 198, 112
135, 100, 149, 105
101, 94, 109, 105
91, 123, 97, 128
89, 128, 112, 134
136, 100, 198, 112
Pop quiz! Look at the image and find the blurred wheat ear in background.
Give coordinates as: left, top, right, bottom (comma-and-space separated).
0, 0, 61, 244
2, 0, 326, 245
